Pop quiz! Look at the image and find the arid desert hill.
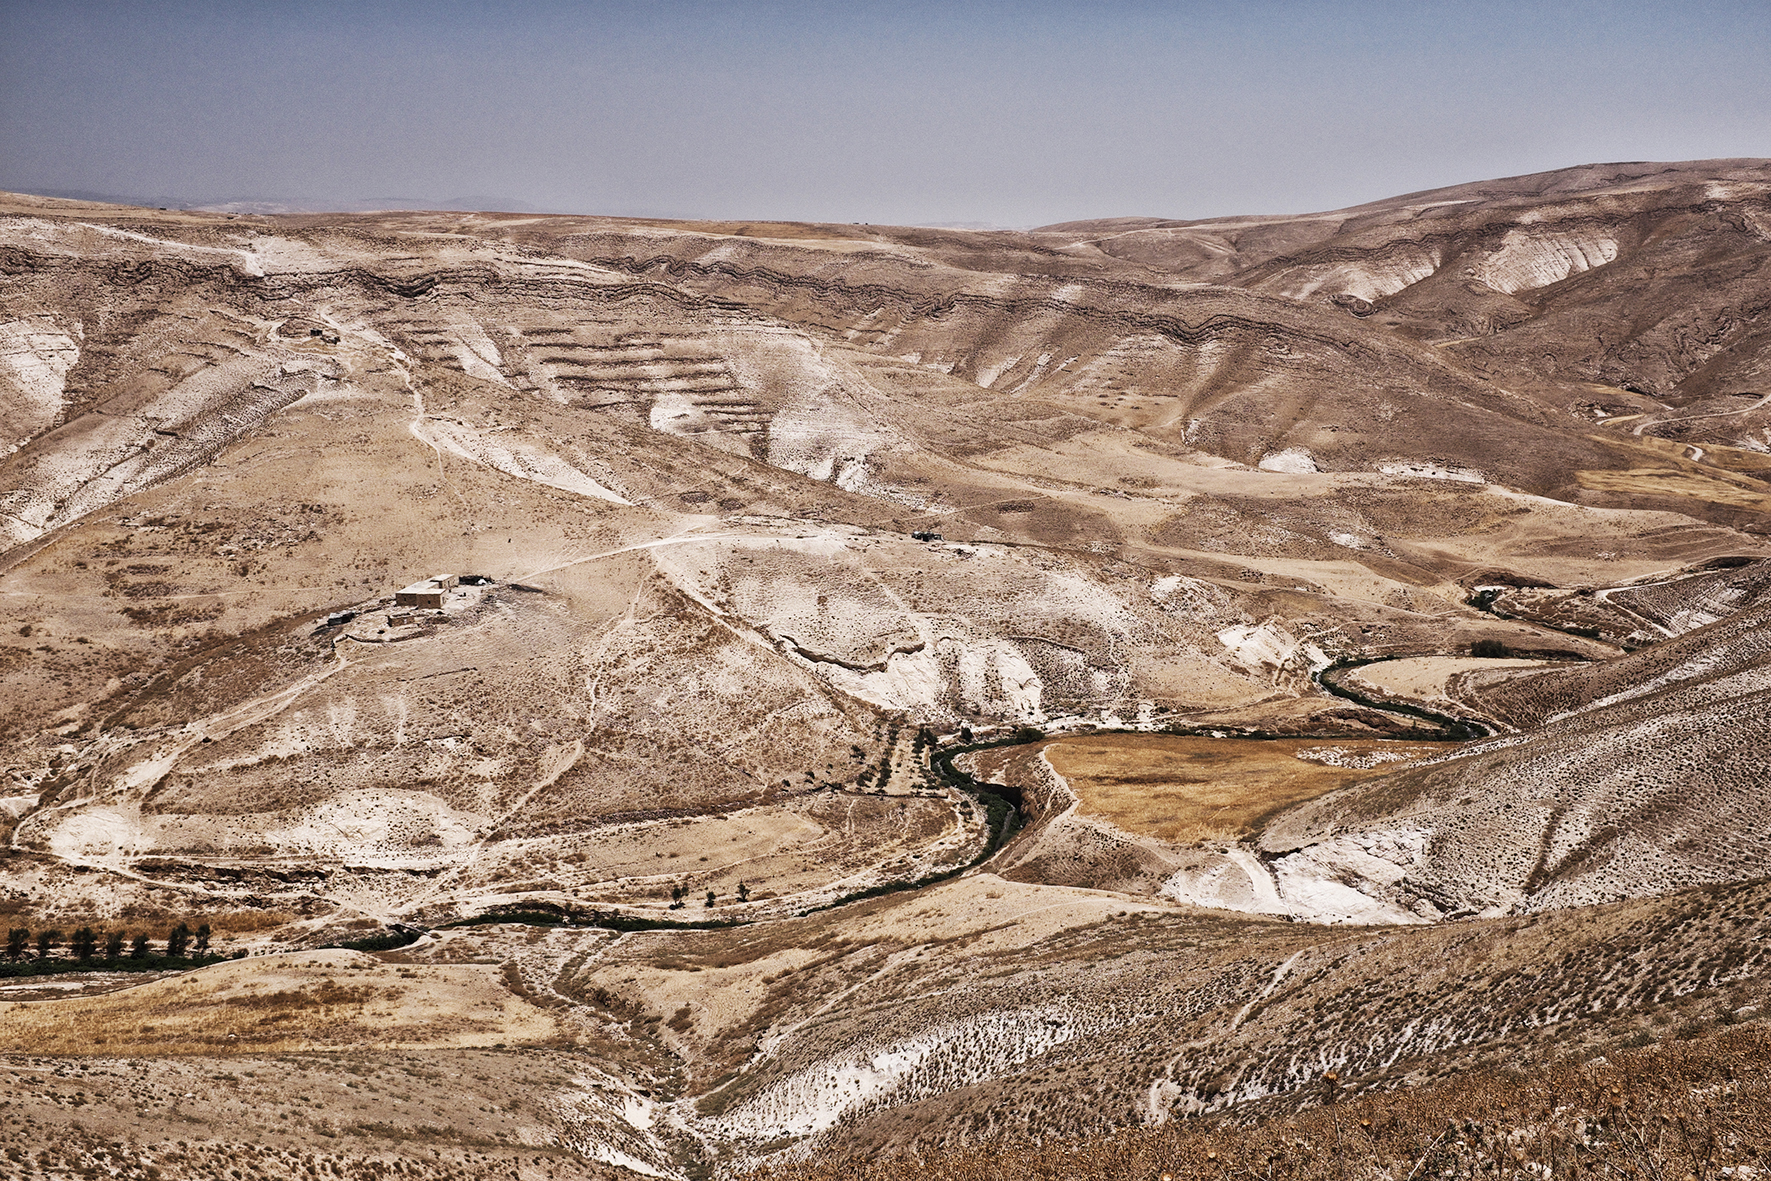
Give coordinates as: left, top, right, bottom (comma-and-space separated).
0, 161, 1769, 1178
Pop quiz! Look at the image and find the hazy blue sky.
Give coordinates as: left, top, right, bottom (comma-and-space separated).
3, 0, 1768, 225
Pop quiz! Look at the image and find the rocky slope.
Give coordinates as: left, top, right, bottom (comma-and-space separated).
1, 161, 1769, 1176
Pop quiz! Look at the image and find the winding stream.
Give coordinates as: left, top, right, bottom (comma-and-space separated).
311, 654, 1524, 937
1312, 657, 1493, 740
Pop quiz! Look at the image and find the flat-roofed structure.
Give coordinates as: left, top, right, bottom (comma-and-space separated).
393, 574, 463, 609
395, 580, 446, 609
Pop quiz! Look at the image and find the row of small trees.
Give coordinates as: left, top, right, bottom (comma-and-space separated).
666, 882, 750, 909
4, 922, 212, 962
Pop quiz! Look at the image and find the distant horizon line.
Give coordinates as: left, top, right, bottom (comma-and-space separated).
1, 186, 1048, 230
7, 156, 1769, 233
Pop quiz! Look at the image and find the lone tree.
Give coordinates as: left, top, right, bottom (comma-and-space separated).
104, 930, 125, 960
668, 883, 687, 909
70, 927, 98, 961
704, 890, 717, 907
130, 933, 151, 960
737, 882, 750, 903
194, 923, 211, 953
35, 930, 61, 960
5, 928, 27, 960
165, 923, 192, 958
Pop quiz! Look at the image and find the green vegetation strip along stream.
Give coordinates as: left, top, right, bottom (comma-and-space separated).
793, 730, 1027, 916
1313, 657, 1493, 740
0, 952, 240, 979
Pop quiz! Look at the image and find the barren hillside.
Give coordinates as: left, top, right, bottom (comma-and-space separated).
1, 160, 1769, 1178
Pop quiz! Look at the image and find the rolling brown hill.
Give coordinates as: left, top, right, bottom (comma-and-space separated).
0, 161, 1768, 1177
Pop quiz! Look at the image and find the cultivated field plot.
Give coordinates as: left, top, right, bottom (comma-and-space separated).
1042, 734, 1446, 843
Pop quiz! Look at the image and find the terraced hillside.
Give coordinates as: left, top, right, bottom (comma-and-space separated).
0, 160, 1769, 1177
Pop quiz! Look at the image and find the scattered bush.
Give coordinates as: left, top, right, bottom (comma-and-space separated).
319, 927, 423, 953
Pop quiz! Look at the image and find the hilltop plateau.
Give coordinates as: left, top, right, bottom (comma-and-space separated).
1, 160, 1768, 1177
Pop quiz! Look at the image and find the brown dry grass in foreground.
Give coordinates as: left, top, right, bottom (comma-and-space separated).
1042, 735, 1442, 843
758, 1024, 1771, 1181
